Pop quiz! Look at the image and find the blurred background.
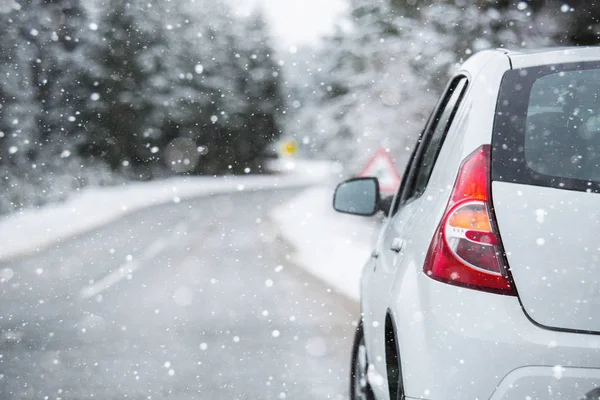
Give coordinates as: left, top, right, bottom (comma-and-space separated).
0, 0, 600, 399
0, 0, 598, 211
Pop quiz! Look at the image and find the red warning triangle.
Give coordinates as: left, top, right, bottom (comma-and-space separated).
359, 148, 401, 194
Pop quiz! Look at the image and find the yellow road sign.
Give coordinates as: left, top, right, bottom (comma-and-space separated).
281, 139, 298, 157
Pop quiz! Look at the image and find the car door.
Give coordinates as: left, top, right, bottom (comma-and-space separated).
363, 76, 469, 389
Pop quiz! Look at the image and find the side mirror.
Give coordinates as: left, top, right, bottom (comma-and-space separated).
333, 177, 381, 216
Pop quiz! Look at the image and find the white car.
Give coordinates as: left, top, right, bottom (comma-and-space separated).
334, 47, 600, 400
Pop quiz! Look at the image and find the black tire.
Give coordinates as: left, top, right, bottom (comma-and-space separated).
350, 321, 375, 400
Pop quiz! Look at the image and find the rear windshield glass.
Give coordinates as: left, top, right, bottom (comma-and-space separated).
492, 61, 600, 193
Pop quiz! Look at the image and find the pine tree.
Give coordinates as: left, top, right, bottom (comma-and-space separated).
0, 0, 108, 211
77, 0, 169, 178
217, 12, 282, 173
83, 0, 283, 177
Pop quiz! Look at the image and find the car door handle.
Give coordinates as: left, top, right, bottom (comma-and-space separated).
390, 238, 405, 253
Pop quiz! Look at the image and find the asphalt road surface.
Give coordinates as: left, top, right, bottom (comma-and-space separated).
0, 189, 358, 399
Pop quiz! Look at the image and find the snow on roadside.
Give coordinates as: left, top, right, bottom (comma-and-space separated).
272, 185, 380, 301
0, 160, 336, 262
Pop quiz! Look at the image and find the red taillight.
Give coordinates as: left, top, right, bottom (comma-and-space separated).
423, 145, 515, 295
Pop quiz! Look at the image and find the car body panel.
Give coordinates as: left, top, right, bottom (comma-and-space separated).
363, 51, 513, 399
508, 46, 600, 69
492, 181, 600, 333
366, 198, 419, 394
392, 270, 600, 400
490, 366, 600, 400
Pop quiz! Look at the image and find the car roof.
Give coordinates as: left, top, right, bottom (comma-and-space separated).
501, 46, 600, 69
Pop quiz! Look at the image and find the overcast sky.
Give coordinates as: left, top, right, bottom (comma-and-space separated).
262, 0, 347, 47
232, 0, 348, 48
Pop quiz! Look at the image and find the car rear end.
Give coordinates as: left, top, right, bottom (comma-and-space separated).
489, 53, 600, 398
392, 50, 600, 400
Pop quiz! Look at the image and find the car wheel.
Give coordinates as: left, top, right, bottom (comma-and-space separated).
350, 321, 375, 400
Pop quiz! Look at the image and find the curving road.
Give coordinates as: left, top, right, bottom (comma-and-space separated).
0, 188, 358, 399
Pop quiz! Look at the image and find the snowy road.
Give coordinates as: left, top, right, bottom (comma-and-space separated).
0, 189, 357, 399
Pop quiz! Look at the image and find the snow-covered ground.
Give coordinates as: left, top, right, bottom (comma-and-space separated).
0, 160, 335, 262
272, 185, 380, 300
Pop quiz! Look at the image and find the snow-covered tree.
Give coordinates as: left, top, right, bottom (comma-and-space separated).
289, 0, 551, 171
81, 0, 283, 177
287, 0, 435, 170
214, 12, 282, 173
0, 0, 284, 213
0, 0, 111, 212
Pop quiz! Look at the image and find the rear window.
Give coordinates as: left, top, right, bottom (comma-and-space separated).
492, 61, 600, 193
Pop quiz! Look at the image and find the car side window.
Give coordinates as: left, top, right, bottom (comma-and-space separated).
395, 76, 468, 209
389, 135, 421, 216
